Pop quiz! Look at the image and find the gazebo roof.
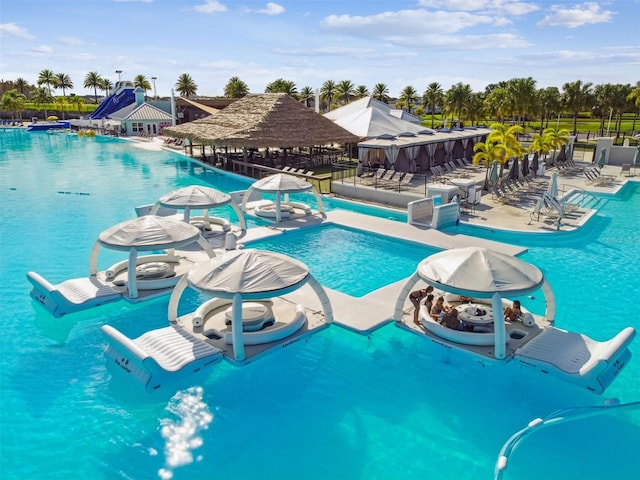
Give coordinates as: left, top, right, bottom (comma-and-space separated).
163, 93, 360, 148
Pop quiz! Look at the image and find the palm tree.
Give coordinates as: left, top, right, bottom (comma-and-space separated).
14, 77, 30, 95
84, 71, 103, 104
1, 89, 28, 121
507, 77, 536, 126
372, 83, 390, 103
422, 82, 444, 128
223, 76, 248, 98
354, 85, 369, 99
487, 123, 524, 177
529, 132, 552, 165
593, 83, 617, 137
483, 87, 512, 123
37, 69, 56, 95
611, 83, 632, 137
473, 138, 508, 190
626, 81, 640, 133
134, 74, 152, 99
100, 78, 114, 97
54, 73, 73, 119
176, 73, 199, 98
466, 92, 486, 126
336, 80, 355, 105
320, 80, 337, 111
69, 94, 86, 114
31, 87, 53, 119
445, 82, 472, 125
537, 86, 561, 132
299, 86, 314, 107
561, 80, 593, 135
399, 85, 418, 114
543, 126, 570, 165
265, 78, 298, 97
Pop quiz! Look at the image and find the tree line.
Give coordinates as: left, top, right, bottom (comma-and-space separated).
1, 70, 639, 136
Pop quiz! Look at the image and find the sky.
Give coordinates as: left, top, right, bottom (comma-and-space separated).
1, 0, 639, 99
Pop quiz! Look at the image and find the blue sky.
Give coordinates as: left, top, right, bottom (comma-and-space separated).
1, 0, 639, 98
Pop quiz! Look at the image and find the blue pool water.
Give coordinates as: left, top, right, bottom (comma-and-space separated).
249, 225, 440, 297
1, 130, 638, 480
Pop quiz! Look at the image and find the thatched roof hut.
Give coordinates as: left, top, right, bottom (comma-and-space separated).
163, 93, 360, 149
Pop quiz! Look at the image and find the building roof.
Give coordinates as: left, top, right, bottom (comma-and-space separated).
110, 102, 173, 121
324, 97, 431, 138
162, 93, 360, 148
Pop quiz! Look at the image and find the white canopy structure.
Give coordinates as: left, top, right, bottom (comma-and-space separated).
325, 97, 430, 138
90, 215, 214, 298
151, 185, 246, 232
168, 249, 334, 361
241, 173, 324, 222
393, 247, 555, 359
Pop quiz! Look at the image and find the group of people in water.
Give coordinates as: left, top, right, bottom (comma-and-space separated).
409, 287, 523, 331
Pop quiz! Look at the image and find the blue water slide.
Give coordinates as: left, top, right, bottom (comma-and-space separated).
88, 88, 135, 119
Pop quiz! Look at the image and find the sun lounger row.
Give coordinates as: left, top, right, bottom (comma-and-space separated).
280, 166, 314, 176
584, 167, 614, 186
491, 175, 547, 204
360, 169, 415, 190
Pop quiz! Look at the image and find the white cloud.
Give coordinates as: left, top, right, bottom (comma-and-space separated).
273, 46, 418, 60
257, 2, 284, 15
396, 32, 531, 49
32, 45, 54, 54
537, 2, 614, 28
58, 36, 84, 46
519, 46, 640, 65
0, 23, 36, 40
322, 9, 500, 35
418, 0, 538, 15
113, 0, 152, 2
193, 1, 227, 13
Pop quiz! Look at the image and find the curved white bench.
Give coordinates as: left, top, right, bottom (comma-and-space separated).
190, 215, 231, 233
255, 202, 293, 219
223, 304, 307, 346
420, 306, 498, 347
105, 254, 180, 291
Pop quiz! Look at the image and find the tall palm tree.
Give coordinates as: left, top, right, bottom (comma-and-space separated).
507, 77, 536, 126
372, 83, 390, 103
299, 86, 314, 107
626, 81, 640, 133
223, 76, 248, 98
176, 73, 199, 98
265, 78, 298, 97
445, 82, 472, 125
100, 78, 114, 97
1, 89, 28, 121
593, 83, 617, 137
399, 85, 418, 114
320, 80, 337, 111
134, 74, 152, 99
611, 83, 632, 136
37, 69, 56, 95
336, 80, 355, 105
31, 87, 53, 119
466, 92, 485, 126
561, 80, 593, 135
69, 94, 86, 114
83, 71, 103, 104
483, 87, 512, 123
354, 85, 369, 99
14, 77, 30, 95
54, 73, 73, 119
422, 82, 444, 128
537, 86, 561, 132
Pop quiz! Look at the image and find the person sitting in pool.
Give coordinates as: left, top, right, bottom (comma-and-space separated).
441, 309, 463, 330
430, 296, 449, 321
410, 286, 434, 324
504, 300, 522, 322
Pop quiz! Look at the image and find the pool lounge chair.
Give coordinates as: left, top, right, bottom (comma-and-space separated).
620, 164, 631, 177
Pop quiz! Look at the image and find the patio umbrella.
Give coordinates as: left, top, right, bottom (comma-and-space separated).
531, 152, 539, 176
556, 144, 567, 165
489, 160, 499, 186
509, 157, 520, 181
547, 171, 558, 198
598, 148, 607, 168
521, 154, 529, 178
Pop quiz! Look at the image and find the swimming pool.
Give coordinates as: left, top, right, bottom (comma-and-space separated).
1, 130, 638, 480
248, 224, 440, 297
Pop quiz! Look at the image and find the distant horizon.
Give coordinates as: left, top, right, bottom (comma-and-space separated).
1, 0, 639, 98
